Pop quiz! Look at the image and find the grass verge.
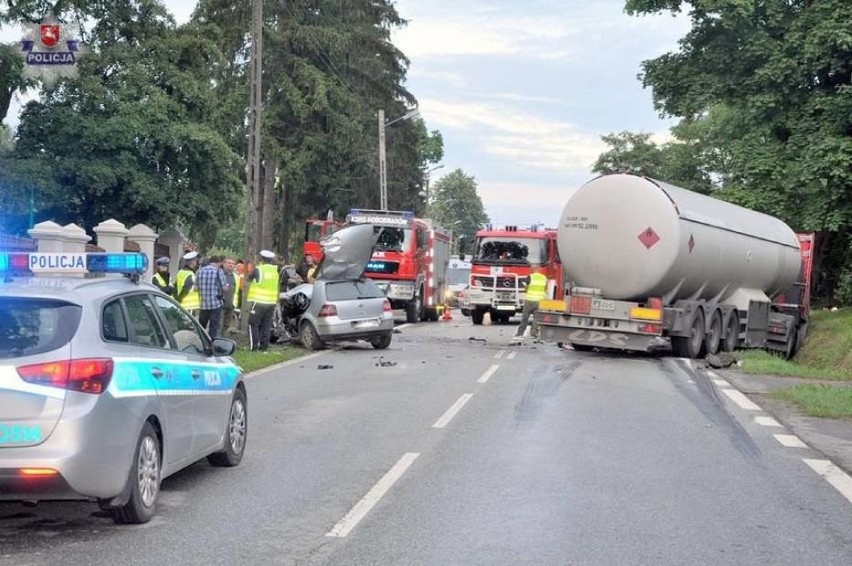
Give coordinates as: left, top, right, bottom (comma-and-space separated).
739, 308, 852, 381
771, 384, 852, 419
232, 346, 306, 373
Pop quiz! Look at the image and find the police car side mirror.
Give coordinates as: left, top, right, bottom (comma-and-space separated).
211, 337, 236, 357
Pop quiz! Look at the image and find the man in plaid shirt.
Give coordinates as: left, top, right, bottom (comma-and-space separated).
196, 255, 231, 339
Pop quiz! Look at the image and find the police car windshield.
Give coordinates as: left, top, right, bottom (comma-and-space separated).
374, 228, 411, 253
448, 268, 470, 285
0, 298, 82, 359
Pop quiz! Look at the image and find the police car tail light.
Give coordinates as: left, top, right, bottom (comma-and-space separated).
17, 358, 114, 394
318, 304, 338, 317
19, 468, 59, 477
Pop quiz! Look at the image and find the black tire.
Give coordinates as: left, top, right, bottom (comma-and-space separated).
111, 422, 161, 524
783, 328, 797, 360
405, 293, 421, 323
370, 334, 392, 349
722, 311, 739, 353
208, 388, 247, 467
571, 343, 594, 352
300, 321, 325, 351
672, 310, 706, 359
471, 310, 484, 325
705, 311, 723, 356
425, 308, 439, 322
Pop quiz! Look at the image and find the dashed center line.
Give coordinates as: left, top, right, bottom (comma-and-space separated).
507, 352, 517, 360
722, 389, 762, 411
803, 459, 852, 506
494, 350, 505, 359
432, 394, 474, 429
326, 452, 420, 538
774, 434, 808, 448
477, 364, 500, 384
755, 416, 783, 427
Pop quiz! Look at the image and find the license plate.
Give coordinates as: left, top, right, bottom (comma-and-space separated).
496, 305, 516, 311
354, 319, 380, 329
592, 298, 615, 311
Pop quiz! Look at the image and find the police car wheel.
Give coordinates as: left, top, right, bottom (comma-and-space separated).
208, 388, 247, 467
111, 422, 161, 524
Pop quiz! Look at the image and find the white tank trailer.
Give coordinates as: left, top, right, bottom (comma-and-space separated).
535, 174, 810, 359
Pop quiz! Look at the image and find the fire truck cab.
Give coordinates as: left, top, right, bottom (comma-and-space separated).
346, 209, 452, 323
467, 225, 562, 325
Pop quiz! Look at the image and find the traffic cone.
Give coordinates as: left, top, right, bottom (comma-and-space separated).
442, 305, 453, 321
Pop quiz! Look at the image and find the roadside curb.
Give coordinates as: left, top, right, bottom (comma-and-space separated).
243, 349, 332, 379
718, 369, 852, 475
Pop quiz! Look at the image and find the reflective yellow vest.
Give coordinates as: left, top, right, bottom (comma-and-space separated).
176, 269, 200, 310
152, 272, 169, 289
233, 273, 243, 308
525, 272, 548, 302
247, 263, 279, 305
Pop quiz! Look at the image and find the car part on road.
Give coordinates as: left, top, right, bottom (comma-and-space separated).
375, 356, 397, 367
370, 334, 392, 350
468, 337, 487, 343
318, 364, 334, 370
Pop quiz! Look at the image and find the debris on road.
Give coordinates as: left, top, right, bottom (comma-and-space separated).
376, 357, 397, 367
468, 337, 487, 344
317, 364, 334, 370
706, 353, 737, 369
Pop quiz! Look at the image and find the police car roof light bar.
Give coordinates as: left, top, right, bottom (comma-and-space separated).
0, 252, 148, 278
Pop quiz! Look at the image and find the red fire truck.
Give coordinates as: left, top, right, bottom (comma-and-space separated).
346, 209, 452, 323
303, 215, 344, 261
466, 224, 563, 325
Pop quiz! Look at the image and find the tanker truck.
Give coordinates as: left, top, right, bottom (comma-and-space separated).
534, 174, 814, 359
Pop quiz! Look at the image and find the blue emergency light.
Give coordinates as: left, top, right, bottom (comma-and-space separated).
0, 252, 148, 277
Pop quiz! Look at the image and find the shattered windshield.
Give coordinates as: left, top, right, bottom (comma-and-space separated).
474, 237, 547, 265
374, 227, 412, 253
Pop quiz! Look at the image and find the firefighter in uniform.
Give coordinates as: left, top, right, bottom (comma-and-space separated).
514, 263, 548, 340
152, 257, 174, 295
248, 250, 280, 351
175, 251, 201, 317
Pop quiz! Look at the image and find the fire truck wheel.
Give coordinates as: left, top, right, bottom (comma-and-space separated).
471, 310, 484, 325
425, 308, 439, 322
406, 294, 421, 323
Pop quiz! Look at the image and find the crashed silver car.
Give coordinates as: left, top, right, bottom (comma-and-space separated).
278, 224, 395, 350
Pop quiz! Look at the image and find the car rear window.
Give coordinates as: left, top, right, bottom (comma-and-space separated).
325, 280, 385, 301
0, 298, 82, 359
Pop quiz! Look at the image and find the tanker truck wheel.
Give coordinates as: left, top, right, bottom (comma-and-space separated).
722, 312, 740, 353
672, 310, 705, 359
471, 310, 484, 325
705, 311, 723, 356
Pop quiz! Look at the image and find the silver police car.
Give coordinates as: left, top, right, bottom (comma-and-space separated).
0, 252, 247, 524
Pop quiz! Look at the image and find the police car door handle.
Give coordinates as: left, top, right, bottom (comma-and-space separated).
151, 367, 164, 379
191, 370, 202, 380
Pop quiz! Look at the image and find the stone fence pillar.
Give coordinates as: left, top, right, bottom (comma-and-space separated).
27, 221, 65, 253
128, 224, 158, 282
93, 219, 128, 253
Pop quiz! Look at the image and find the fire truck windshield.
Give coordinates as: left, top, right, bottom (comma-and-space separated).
474, 237, 547, 265
374, 227, 412, 253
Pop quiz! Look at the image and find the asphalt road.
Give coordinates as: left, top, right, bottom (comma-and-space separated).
2, 314, 852, 565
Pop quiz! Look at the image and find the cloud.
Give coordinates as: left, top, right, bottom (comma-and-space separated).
421, 98, 606, 171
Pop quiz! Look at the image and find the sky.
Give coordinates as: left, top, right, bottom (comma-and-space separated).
2, 0, 691, 227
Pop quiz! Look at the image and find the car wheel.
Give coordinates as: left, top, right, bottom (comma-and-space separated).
406, 293, 421, 323
370, 334, 392, 350
208, 388, 247, 467
111, 422, 161, 524
300, 321, 325, 351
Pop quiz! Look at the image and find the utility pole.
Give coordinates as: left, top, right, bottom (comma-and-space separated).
378, 109, 388, 211
241, 0, 264, 334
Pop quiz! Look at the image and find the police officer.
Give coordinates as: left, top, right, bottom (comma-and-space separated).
513, 263, 548, 340
247, 250, 280, 351
152, 257, 174, 295
175, 251, 201, 317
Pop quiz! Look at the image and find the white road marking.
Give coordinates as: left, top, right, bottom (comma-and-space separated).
722, 389, 762, 411
395, 323, 413, 330
755, 416, 783, 427
326, 452, 420, 538
433, 394, 474, 428
494, 349, 505, 359
507, 352, 517, 360
803, 459, 852, 506
706, 370, 720, 379
774, 434, 808, 448
712, 379, 730, 387
476, 364, 501, 384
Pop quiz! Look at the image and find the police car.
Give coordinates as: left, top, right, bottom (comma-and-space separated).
0, 252, 247, 524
